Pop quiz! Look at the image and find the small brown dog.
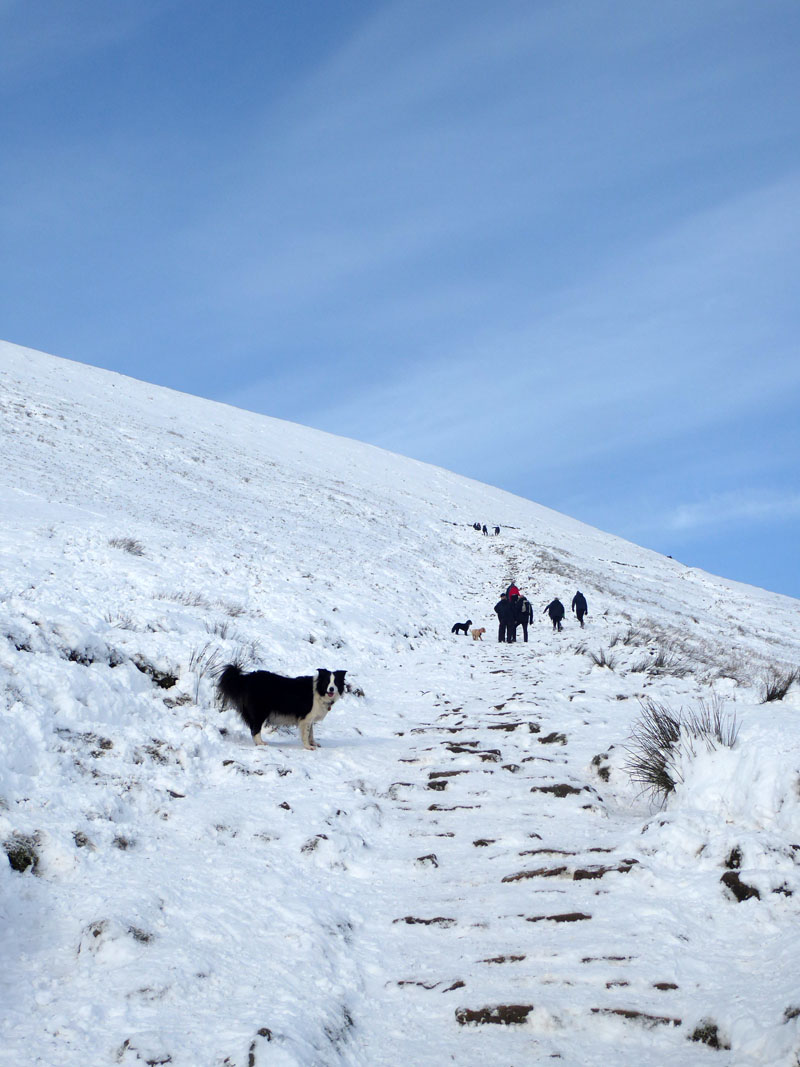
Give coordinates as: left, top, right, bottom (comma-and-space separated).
471, 627, 486, 641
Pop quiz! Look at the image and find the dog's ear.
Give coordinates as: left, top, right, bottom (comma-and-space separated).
334, 670, 347, 692
316, 669, 331, 694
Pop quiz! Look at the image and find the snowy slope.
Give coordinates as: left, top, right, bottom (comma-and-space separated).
1, 340, 799, 1067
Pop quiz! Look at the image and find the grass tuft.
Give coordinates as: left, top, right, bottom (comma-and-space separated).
648, 645, 691, 678
587, 648, 616, 670
760, 668, 798, 703
625, 697, 738, 805
108, 536, 145, 557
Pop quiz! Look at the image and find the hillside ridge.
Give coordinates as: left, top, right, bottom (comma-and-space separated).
1, 340, 799, 1065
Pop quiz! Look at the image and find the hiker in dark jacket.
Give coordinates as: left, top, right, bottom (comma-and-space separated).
572, 591, 588, 627
515, 594, 534, 642
503, 583, 520, 642
544, 598, 565, 631
494, 593, 514, 642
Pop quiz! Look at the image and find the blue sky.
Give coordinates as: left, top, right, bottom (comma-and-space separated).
2, 0, 799, 598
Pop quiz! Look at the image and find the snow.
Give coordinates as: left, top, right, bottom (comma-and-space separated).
1, 338, 799, 1066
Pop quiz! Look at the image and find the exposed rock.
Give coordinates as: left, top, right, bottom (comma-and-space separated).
538, 732, 567, 745
394, 916, 457, 927
502, 866, 568, 882
573, 861, 638, 880
4, 833, 39, 874
721, 870, 760, 902
591, 1007, 681, 1028
526, 912, 591, 924
530, 783, 585, 797
455, 1004, 533, 1026
689, 1020, 731, 1049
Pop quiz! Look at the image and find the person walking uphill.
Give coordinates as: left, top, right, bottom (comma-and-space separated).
494, 593, 515, 643
572, 591, 588, 628
515, 593, 533, 642
544, 598, 565, 632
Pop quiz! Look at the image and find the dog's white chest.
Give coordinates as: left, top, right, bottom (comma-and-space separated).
310, 696, 334, 723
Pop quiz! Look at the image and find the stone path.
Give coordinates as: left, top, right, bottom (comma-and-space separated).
336, 633, 723, 1067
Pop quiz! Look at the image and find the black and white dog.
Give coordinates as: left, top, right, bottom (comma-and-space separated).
217, 665, 347, 750
451, 619, 472, 635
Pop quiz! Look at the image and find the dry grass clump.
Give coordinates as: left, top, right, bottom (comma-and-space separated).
610, 626, 649, 648
108, 536, 145, 556
158, 590, 212, 608
760, 668, 798, 703
190, 639, 261, 704
648, 645, 691, 678
625, 697, 739, 805
587, 648, 616, 669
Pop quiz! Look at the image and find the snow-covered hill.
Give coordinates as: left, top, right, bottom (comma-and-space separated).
1, 339, 799, 1066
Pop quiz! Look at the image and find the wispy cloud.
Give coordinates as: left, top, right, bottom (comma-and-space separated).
665, 490, 800, 533
205, 0, 800, 457
225, 169, 800, 480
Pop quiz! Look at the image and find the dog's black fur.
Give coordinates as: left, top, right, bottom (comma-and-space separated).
217, 664, 346, 750
451, 619, 472, 635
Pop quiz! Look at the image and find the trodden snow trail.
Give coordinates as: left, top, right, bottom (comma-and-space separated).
289, 541, 792, 1067
319, 635, 775, 1066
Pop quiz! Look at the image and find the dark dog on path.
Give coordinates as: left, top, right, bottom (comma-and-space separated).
451, 619, 472, 635
217, 664, 346, 750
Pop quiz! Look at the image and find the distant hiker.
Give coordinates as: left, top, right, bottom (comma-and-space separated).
482, 524, 488, 536
506, 583, 520, 601
494, 593, 514, 642
515, 594, 533, 642
473, 522, 481, 531
572, 591, 588, 628
494, 526, 500, 536
544, 598, 565, 632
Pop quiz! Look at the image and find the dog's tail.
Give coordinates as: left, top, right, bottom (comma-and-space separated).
217, 663, 246, 708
